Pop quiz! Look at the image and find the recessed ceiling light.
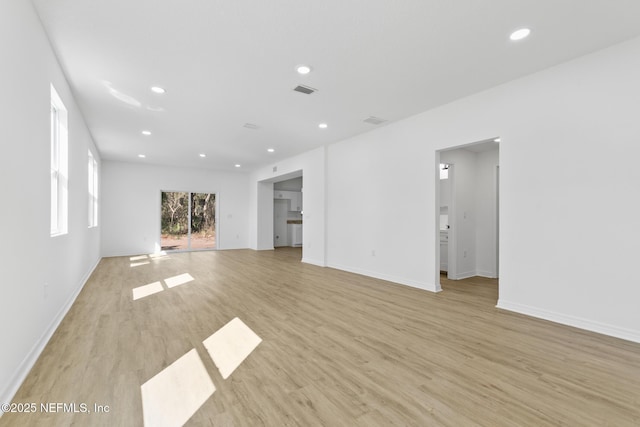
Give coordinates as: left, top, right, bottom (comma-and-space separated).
296, 65, 312, 75
199, 153, 206, 158
318, 123, 328, 129
151, 86, 166, 94
267, 148, 275, 153
138, 154, 146, 158
510, 28, 531, 41
142, 130, 151, 136
234, 164, 241, 168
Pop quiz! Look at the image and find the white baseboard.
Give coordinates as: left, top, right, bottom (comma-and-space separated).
476, 270, 498, 279
450, 270, 476, 280
496, 299, 640, 344
302, 258, 326, 267
0, 257, 101, 414
328, 263, 439, 292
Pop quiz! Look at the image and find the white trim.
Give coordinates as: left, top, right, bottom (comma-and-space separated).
496, 299, 640, 344
450, 270, 476, 280
301, 257, 326, 267
476, 270, 498, 279
328, 262, 440, 292
0, 257, 101, 413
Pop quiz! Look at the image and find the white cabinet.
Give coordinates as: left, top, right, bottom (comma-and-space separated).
274, 190, 289, 200
291, 224, 303, 246
273, 190, 302, 212
440, 231, 448, 272
290, 192, 302, 212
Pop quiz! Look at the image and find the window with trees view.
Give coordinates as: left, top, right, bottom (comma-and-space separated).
51, 84, 68, 236
161, 191, 216, 251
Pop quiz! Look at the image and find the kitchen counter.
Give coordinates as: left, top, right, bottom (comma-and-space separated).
287, 220, 302, 224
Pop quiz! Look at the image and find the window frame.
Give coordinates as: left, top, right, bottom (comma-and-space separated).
88, 150, 98, 228
50, 84, 68, 237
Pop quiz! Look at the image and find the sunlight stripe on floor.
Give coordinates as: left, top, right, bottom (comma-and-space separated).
165, 273, 194, 288
203, 317, 262, 379
132, 282, 164, 301
140, 349, 215, 427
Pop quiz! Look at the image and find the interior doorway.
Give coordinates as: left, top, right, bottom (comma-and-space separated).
273, 176, 303, 251
436, 138, 500, 293
160, 191, 217, 251
438, 162, 456, 279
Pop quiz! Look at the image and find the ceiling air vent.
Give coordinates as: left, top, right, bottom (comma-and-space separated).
363, 116, 387, 125
243, 123, 260, 130
293, 85, 317, 95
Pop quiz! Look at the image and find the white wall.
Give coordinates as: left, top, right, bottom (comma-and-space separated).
250, 147, 326, 266
0, 0, 101, 407
101, 161, 250, 256
320, 36, 640, 342
326, 126, 435, 290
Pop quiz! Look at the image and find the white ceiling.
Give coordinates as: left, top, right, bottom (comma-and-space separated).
31, 0, 640, 172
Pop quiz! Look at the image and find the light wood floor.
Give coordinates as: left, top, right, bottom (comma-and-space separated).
4, 248, 640, 426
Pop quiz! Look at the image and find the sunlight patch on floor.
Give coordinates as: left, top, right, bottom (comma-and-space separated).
150, 252, 170, 261
203, 317, 262, 379
139, 318, 262, 425
129, 253, 171, 268
141, 349, 215, 427
132, 282, 164, 301
132, 273, 194, 301
165, 273, 195, 288
130, 261, 151, 267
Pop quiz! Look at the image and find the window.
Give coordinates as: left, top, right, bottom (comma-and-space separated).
88, 150, 98, 227
50, 84, 68, 236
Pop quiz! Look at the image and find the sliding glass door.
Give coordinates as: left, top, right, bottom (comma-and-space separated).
161, 191, 216, 251
190, 193, 216, 249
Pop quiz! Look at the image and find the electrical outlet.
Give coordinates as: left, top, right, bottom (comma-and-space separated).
371, 250, 376, 256
464, 250, 467, 258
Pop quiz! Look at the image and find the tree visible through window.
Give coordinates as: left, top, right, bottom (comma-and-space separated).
161, 192, 216, 251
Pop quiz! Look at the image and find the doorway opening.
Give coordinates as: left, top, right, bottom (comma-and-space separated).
160, 191, 217, 251
436, 138, 500, 297
273, 176, 303, 256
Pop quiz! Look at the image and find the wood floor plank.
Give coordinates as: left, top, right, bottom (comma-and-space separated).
3, 248, 640, 426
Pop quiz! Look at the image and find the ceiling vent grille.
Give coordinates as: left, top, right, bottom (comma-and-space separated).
243, 123, 260, 130
363, 116, 387, 125
293, 85, 317, 95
